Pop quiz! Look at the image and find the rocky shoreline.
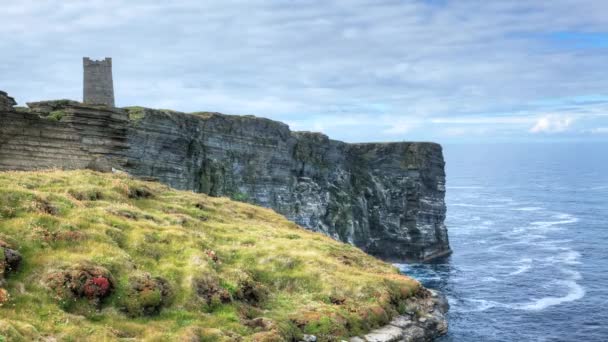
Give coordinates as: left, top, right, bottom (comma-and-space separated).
350, 289, 448, 342
300, 289, 448, 342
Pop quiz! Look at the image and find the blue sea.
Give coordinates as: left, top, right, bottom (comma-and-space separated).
397, 143, 608, 342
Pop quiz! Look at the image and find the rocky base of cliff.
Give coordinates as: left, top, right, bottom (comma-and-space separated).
349, 289, 448, 342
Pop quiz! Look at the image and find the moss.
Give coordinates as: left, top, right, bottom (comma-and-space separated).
119, 273, 172, 317
231, 191, 250, 203
47, 110, 66, 121
13, 107, 30, 113
0, 170, 420, 340
125, 106, 146, 121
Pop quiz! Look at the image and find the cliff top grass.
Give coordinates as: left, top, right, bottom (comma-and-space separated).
0, 170, 420, 341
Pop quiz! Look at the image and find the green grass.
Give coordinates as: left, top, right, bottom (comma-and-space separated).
0, 170, 420, 341
124, 107, 146, 121
46, 110, 66, 121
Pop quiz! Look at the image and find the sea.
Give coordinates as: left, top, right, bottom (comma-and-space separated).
397, 142, 608, 342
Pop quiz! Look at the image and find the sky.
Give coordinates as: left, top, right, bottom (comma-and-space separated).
1, 0, 607, 143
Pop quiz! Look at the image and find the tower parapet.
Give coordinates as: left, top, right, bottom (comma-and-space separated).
83, 57, 115, 107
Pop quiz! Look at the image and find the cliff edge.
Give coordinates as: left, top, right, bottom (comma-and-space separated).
0, 92, 450, 262
0, 170, 447, 341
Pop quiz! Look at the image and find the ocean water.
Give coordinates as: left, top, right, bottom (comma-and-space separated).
397, 143, 608, 342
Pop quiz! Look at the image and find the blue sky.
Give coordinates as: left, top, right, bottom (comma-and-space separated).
1, 0, 607, 143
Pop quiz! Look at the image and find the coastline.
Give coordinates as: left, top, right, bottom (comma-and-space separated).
348, 289, 448, 342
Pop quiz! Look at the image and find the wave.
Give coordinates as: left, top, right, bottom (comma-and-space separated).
452, 203, 506, 208
545, 250, 582, 265
481, 276, 499, 282
515, 280, 585, 311
449, 298, 502, 313
447, 186, 484, 189
488, 240, 531, 252
511, 206, 544, 211
455, 276, 585, 313
531, 213, 579, 228
508, 258, 533, 276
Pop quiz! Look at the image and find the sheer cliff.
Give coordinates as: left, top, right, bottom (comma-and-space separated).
0, 92, 450, 261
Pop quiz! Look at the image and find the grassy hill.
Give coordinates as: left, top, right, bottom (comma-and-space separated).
0, 170, 421, 341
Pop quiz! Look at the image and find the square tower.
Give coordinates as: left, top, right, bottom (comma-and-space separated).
83, 57, 115, 107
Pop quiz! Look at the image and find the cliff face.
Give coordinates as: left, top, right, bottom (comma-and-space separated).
0, 92, 450, 261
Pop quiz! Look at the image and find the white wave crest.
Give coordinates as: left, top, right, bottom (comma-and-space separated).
545, 250, 582, 265
452, 298, 503, 312
447, 186, 483, 189
515, 280, 585, 311
531, 213, 579, 228
452, 203, 506, 208
511, 206, 544, 211
508, 258, 533, 275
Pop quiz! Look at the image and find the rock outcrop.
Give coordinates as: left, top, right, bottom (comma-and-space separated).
0, 92, 450, 261
0, 91, 16, 111
350, 289, 448, 342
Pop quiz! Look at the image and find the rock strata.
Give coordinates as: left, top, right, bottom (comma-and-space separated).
0, 92, 450, 261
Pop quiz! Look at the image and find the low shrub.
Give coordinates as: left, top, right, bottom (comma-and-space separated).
45, 264, 114, 309
120, 273, 173, 317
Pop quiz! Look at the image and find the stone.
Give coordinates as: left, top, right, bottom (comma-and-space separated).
83, 57, 115, 107
86, 157, 117, 173
401, 326, 426, 341
301, 334, 317, 342
388, 316, 413, 329
429, 289, 450, 313
0, 91, 16, 111
348, 289, 449, 341
0, 92, 450, 262
0, 243, 21, 287
363, 325, 404, 342
3, 248, 21, 274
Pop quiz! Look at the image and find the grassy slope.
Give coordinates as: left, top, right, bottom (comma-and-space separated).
0, 170, 420, 341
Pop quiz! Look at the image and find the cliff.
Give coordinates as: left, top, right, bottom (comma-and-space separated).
0, 91, 450, 262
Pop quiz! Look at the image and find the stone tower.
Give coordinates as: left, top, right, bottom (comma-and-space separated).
83, 57, 115, 107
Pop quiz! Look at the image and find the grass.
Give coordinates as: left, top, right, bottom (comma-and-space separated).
124, 107, 146, 121
46, 110, 66, 121
0, 170, 420, 341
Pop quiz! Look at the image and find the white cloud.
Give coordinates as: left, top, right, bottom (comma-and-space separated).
530, 115, 575, 133
383, 121, 418, 135
1, 0, 608, 142
589, 127, 608, 134
441, 127, 491, 137
431, 116, 534, 125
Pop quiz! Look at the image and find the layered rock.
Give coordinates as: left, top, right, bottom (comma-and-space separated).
0, 97, 128, 171
0, 92, 450, 261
